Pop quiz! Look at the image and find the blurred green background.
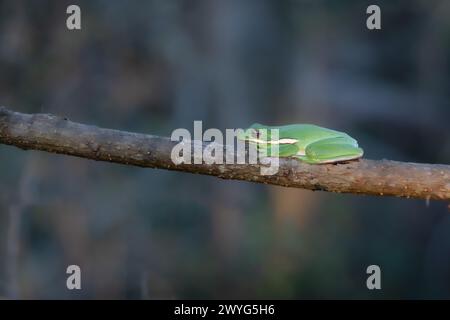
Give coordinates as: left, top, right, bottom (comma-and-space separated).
0, 0, 449, 299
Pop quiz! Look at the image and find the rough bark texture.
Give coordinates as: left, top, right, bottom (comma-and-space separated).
1, 106, 449, 200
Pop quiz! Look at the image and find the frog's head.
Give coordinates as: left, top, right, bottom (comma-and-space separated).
237, 123, 272, 143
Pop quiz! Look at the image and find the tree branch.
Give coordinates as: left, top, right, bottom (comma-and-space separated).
0, 106, 449, 200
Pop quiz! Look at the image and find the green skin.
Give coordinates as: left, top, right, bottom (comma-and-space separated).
238, 123, 364, 164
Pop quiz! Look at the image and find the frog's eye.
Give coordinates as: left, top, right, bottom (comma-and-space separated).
249, 129, 259, 138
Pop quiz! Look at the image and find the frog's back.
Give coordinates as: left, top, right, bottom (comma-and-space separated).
276, 124, 347, 141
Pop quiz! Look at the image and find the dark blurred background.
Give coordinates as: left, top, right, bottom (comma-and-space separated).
0, 0, 449, 299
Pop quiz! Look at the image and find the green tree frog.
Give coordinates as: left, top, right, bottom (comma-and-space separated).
238, 123, 364, 164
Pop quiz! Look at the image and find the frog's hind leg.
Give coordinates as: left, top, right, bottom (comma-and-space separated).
303, 137, 364, 164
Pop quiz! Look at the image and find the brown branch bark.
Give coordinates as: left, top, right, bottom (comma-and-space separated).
0, 106, 449, 200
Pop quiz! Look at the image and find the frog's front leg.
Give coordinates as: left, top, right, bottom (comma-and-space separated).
257, 143, 299, 157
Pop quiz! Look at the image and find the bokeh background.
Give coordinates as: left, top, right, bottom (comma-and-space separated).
0, 0, 449, 299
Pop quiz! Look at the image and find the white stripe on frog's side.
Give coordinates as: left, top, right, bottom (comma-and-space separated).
247, 138, 299, 144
